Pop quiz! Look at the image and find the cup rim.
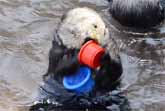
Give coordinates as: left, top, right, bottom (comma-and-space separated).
63, 67, 91, 90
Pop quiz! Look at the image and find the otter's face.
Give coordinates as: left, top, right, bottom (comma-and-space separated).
58, 7, 108, 48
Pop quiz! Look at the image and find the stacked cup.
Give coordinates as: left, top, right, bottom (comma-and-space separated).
63, 40, 105, 94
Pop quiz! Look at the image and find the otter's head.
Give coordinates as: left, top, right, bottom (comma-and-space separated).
57, 7, 109, 49
110, 0, 164, 28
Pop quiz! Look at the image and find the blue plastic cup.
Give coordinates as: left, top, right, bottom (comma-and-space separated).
63, 66, 95, 94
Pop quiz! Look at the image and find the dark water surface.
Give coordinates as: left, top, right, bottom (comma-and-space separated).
0, 0, 164, 111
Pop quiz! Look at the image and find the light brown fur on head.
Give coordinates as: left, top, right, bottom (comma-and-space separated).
57, 7, 109, 49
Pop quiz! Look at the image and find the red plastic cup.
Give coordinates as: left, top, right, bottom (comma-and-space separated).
78, 40, 105, 68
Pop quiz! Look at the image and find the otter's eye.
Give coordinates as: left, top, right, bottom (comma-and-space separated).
93, 24, 97, 28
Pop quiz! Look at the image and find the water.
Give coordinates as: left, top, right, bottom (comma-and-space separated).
0, 0, 164, 111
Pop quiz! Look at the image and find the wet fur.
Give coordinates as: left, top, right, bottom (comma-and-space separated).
45, 39, 80, 77
44, 7, 123, 90
31, 7, 125, 111
45, 36, 123, 90
110, 0, 164, 28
